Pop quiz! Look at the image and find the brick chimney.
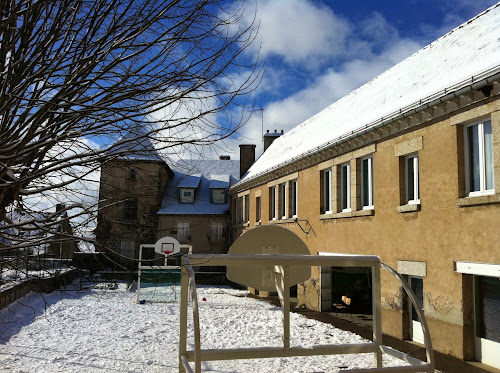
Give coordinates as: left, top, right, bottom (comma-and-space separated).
263, 129, 284, 151
239, 144, 256, 178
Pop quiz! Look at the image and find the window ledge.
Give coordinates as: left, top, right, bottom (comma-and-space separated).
233, 222, 250, 228
397, 204, 421, 213
274, 218, 296, 224
320, 209, 374, 220
457, 193, 500, 207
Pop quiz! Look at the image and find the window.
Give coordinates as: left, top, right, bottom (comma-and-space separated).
321, 169, 332, 213
180, 188, 195, 203
123, 199, 137, 220
465, 119, 494, 196
361, 156, 374, 209
409, 276, 425, 344
130, 168, 138, 180
120, 238, 135, 258
269, 186, 276, 220
279, 183, 286, 219
177, 222, 190, 243
210, 223, 225, 243
340, 162, 351, 212
244, 194, 250, 223
236, 197, 243, 224
290, 179, 298, 217
405, 154, 420, 204
211, 188, 226, 204
476, 276, 500, 344
256, 196, 261, 223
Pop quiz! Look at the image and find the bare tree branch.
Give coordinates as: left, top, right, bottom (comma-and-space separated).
0, 0, 261, 282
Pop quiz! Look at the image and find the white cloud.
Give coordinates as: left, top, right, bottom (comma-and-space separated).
242, 0, 350, 64
234, 28, 422, 158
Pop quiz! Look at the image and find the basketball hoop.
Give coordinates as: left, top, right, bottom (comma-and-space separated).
154, 237, 181, 256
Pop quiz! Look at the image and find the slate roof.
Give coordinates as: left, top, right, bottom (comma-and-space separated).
158, 159, 239, 215
209, 174, 231, 189
178, 174, 201, 189
110, 128, 164, 162
236, 3, 500, 186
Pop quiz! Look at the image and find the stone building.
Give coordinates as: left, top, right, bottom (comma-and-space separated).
95, 132, 173, 269
157, 155, 242, 267
229, 5, 500, 369
47, 204, 79, 259
95, 132, 251, 270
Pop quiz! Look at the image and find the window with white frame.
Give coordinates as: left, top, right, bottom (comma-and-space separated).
290, 179, 298, 217
321, 169, 332, 214
405, 154, 420, 204
256, 196, 261, 223
465, 119, 494, 196
177, 222, 190, 243
361, 156, 374, 209
279, 183, 286, 219
340, 162, 351, 212
269, 186, 276, 220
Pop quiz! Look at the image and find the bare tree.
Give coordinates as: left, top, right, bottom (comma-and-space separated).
0, 0, 260, 282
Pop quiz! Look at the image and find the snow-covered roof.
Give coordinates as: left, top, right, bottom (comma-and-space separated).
178, 174, 201, 189
209, 174, 230, 189
238, 4, 500, 185
158, 159, 239, 215
110, 129, 164, 162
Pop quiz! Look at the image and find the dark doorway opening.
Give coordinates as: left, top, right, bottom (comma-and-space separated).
331, 266, 372, 314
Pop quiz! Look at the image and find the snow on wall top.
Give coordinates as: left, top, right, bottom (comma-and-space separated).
158, 159, 239, 215
239, 4, 500, 185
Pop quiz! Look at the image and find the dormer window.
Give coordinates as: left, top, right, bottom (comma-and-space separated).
180, 188, 195, 203
178, 174, 201, 204
209, 174, 230, 204
211, 188, 226, 204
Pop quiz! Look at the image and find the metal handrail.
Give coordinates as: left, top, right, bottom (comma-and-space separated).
380, 263, 435, 371
179, 255, 435, 373
183, 256, 202, 372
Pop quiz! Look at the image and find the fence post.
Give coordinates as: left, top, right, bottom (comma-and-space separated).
179, 257, 189, 373
372, 263, 383, 368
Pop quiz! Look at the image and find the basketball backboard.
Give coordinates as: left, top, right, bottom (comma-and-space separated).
226, 225, 311, 291
155, 236, 181, 256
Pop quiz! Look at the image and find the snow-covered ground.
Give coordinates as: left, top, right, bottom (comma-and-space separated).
0, 283, 410, 372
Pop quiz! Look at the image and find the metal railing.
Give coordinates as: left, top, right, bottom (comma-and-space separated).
178, 254, 435, 373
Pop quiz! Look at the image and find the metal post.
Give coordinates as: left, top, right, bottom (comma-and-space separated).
190, 276, 202, 373
136, 245, 143, 304
179, 257, 189, 373
274, 265, 291, 349
372, 263, 383, 368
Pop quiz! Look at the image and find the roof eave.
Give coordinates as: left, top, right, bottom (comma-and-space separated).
230, 69, 500, 193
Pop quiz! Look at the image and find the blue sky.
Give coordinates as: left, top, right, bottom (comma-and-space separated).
222, 0, 498, 158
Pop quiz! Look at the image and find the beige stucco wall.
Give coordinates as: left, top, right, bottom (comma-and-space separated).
231, 96, 500, 360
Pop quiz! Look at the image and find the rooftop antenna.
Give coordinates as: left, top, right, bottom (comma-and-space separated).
258, 106, 264, 144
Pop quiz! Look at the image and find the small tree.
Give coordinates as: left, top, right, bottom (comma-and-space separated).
0, 0, 260, 278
